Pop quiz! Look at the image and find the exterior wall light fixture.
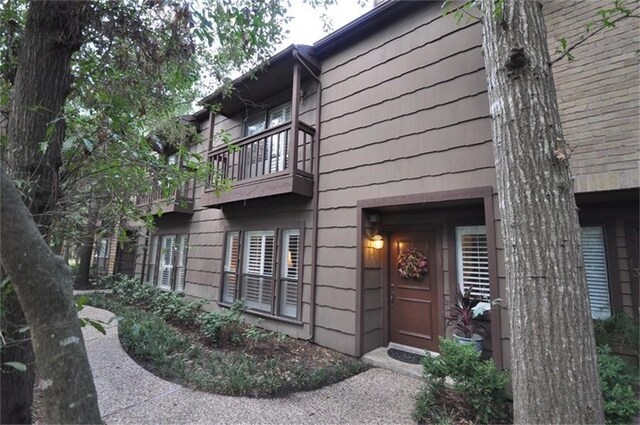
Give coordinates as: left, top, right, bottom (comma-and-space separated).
371, 234, 384, 250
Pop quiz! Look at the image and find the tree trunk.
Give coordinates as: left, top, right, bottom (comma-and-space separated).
479, 1, 604, 423
0, 290, 35, 425
7, 1, 85, 232
0, 166, 102, 424
75, 204, 100, 289
2, 2, 97, 423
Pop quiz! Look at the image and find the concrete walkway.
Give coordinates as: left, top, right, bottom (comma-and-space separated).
80, 306, 422, 424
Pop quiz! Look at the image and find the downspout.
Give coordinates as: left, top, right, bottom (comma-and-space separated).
293, 48, 322, 342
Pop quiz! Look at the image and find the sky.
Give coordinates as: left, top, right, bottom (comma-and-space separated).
194, 1, 372, 109
280, 1, 372, 48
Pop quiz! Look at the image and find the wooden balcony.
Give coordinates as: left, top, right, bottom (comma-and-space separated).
136, 179, 195, 215
201, 120, 315, 207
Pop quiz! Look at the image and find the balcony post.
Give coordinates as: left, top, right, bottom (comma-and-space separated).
289, 62, 301, 175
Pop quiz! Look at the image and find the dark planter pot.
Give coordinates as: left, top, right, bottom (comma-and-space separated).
452, 333, 483, 352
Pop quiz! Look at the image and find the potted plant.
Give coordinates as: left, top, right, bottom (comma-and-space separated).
445, 287, 490, 351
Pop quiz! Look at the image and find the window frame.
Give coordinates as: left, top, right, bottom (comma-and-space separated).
243, 102, 292, 138
455, 225, 491, 301
219, 222, 304, 323
144, 232, 189, 292
578, 214, 623, 318
94, 236, 111, 273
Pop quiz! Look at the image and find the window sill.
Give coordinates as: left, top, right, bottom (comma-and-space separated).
217, 302, 303, 326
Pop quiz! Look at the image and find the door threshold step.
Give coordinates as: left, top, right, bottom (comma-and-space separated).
361, 346, 423, 379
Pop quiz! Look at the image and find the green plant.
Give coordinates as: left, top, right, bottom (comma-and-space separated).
198, 303, 245, 344
598, 345, 640, 425
445, 288, 489, 338
594, 314, 639, 355
105, 275, 205, 327
417, 337, 510, 424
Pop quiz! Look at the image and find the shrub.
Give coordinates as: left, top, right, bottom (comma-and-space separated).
594, 314, 639, 355
598, 345, 640, 425
198, 299, 246, 343
415, 337, 510, 424
106, 275, 205, 327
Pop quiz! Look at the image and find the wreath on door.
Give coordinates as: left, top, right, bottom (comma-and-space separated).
397, 248, 428, 279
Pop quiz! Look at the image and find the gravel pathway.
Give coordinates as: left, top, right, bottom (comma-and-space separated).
80, 306, 421, 424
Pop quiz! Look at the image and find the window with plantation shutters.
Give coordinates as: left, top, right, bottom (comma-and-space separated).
174, 234, 188, 292
242, 231, 275, 312
222, 232, 240, 304
280, 229, 300, 318
158, 235, 175, 289
221, 227, 301, 319
146, 236, 159, 284
581, 227, 612, 319
456, 226, 491, 301
145, 233, 187, 292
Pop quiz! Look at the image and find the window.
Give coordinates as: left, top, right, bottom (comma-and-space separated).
243, 103, 291, 137
581, 226, 612, 319
280, 229, 300, 318
221, 227, 301, 319
145, 236, 159, 284
455, 226, 490, 301
222, 231, 240, 303
94, 237, 111, 273
242, 230, 276, 312
242, 103, 291, 178
144, 233, 188, 292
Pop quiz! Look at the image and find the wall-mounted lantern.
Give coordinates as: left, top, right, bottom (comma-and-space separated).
371, 234, 384, 250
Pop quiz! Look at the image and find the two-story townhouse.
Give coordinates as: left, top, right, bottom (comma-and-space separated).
132, 0, 639, 369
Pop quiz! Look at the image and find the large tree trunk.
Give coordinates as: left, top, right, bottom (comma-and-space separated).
2, 2, 98, 423
479, 1, 604, 423
0, 166, 102, 424
0, 290, 35, 425
75, 204, 100, 289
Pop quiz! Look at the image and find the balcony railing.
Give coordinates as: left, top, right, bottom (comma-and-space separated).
203, 120, 315, 206
136, 178, 195, 214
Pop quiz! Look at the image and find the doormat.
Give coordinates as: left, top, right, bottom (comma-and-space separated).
387, 348, 424, 365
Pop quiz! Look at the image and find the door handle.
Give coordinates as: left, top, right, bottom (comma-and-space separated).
390, 283, 395, 305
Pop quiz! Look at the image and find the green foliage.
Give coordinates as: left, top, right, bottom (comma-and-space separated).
415, 338, 510, 424
89, 294, 366, 397
119, 308, 192, 380
594, 314, 640, 355
108, 275, 205, 327
76, 295, 107, 335
198, 299, 245, 343
598, 345, 640, 425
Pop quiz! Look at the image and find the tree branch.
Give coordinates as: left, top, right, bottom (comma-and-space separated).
550, 5, 639, 66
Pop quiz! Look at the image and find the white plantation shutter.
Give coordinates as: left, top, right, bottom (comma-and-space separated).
456, 226, 491, 300
242, 231, 275, 312
280, 229, 300, 318
146, 236, 159, 284
158, 235, 175, 289
222, 232, 240, 303
174, 234, 188, 292
581, 227, 612, 319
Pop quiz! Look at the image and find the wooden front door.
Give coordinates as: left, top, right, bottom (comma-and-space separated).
389, 231, 440, 352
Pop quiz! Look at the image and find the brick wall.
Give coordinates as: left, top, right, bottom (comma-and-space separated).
545, 1, 639, 193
